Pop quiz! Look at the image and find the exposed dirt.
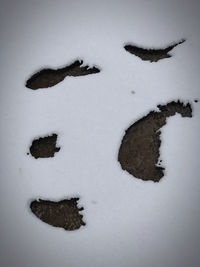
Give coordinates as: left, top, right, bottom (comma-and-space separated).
26, 60, 100, 89
30, 134, 60, 159
124, 39, 185, 62
118, 101, 192, 182
30, 198, 85, 231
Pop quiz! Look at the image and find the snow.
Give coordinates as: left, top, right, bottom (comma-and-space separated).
0, 0, 200, 267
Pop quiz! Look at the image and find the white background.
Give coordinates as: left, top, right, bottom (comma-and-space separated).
0, 0, 200, 266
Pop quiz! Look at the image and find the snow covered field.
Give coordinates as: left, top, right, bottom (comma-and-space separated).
0, 0, 200, 266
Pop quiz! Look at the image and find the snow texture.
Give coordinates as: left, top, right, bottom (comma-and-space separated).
0, 0, 200, 267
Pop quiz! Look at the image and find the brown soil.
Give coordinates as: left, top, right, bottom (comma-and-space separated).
124, 39, 185, 62
26, 60, 100, 89
30, 198, 85, 231
29, 134, 60, 159
118, 101, 192, 182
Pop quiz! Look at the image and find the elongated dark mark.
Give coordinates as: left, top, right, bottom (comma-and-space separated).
118, 101, 192, 182
30, 198, 85, 231
29, 134, 60, 159
26, 60, 100, 89
124, 39, 185, 62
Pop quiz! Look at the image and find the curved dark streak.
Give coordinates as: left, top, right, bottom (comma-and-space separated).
124, 39, 185, 62
26, 60, 100, 89
118, 101, 192, 182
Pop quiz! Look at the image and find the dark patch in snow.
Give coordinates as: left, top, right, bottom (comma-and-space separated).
30, 134, 60, 159
124, 39, 185, 62
26, 60, 100, 89
30, 198, 85, 231
118, 101, 192, 182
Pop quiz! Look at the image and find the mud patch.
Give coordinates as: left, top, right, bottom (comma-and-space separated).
118, 101, 192, 182
30, 198, 85, 231
124, 39, 185, 62
26, 60, 100, 89
30, 134, 60, 159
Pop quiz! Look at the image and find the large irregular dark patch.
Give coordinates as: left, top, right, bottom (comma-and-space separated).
118, 101, 192, 182
124, 39, 185, 62
30, 198, 85, 231
30, 134, 60, 159
26, 60, 100, 89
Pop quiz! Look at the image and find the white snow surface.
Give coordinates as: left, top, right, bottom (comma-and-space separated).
0, 0, 200, 267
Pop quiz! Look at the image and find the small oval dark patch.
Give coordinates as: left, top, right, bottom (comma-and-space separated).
30, 198, 85, 231
29, 134, 60, 159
